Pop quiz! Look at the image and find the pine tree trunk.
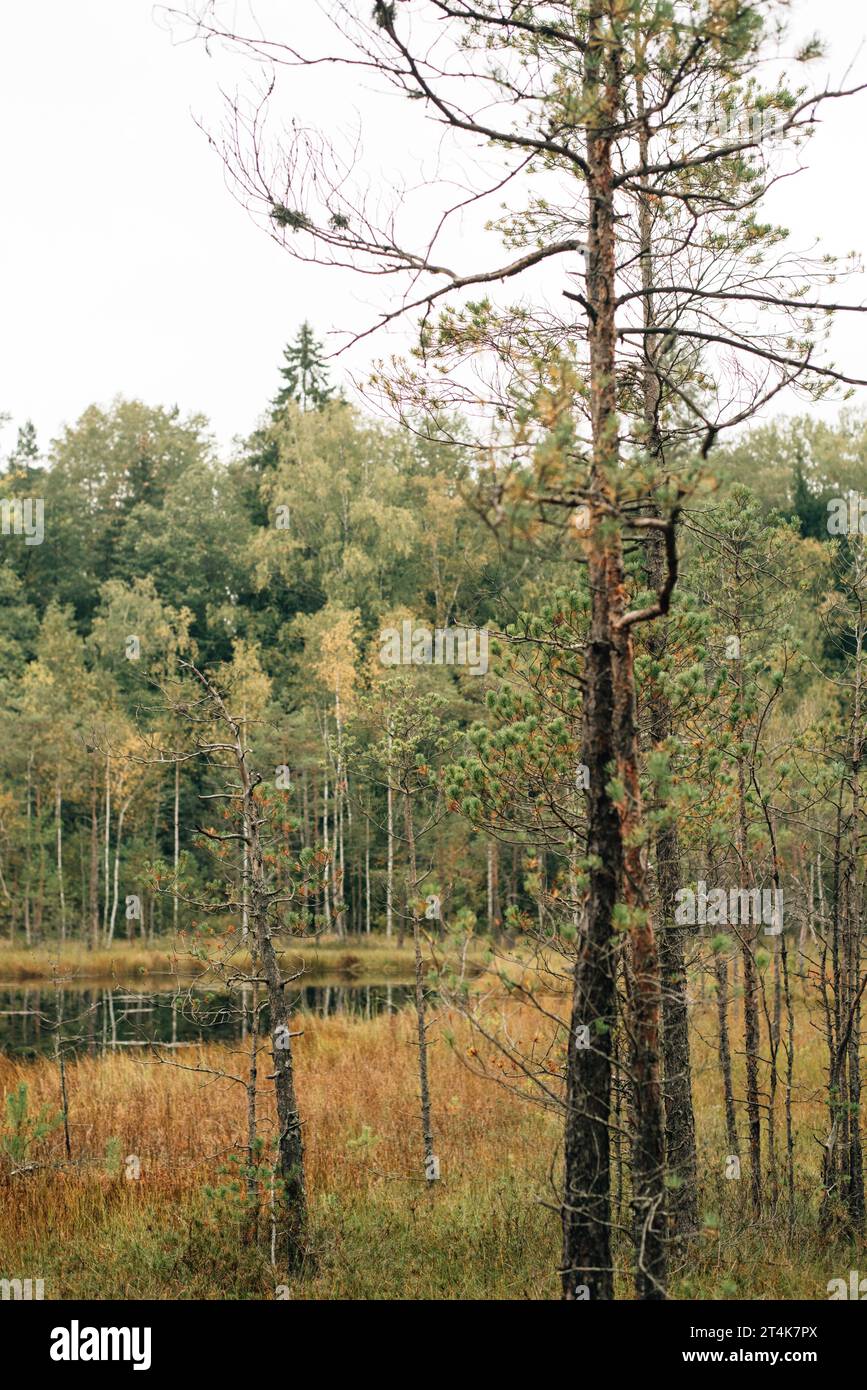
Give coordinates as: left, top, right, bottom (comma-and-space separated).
735, 657, 762, 1218
714, 948, 740, 1159
563, 17, 667, 1299
562, 626, 618, 1298
246, 982, 259, 1243
844, 605, 865, 1230
636, 72, 698, 1242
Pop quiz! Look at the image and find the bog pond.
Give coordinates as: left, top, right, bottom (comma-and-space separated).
0, 975, 417, 1057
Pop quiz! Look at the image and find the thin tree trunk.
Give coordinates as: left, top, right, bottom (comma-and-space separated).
148, 791, 159, 942
365, 809, 371, 935
246, 982, 259, 1243
34, 784, 45, 944
23, 751, 32, 946
103, 751, 111, 938
735, 642, 762, 1218
335, 682, 347, 937
180, 667, 309, 1270
173, 758, 180, 937
106, 797, 130, 945
844, 592, 865, 1229
55, 774, 66, 943
301, 768, 310, 851
246, 780, 306, 1268
89, 776, 100, 951
715, 948, 740, 1158
636, 70, 698, 1241
404, 791, 436, 1185
54, 979, 72, 1160
322, 765, 332, 932
386, 724, 394, 940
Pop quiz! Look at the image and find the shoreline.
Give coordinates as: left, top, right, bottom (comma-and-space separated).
0, 936, 446, 984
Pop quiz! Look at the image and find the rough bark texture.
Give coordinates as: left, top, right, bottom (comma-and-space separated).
244, 758, 307, 1269
562, 7, 667, 1300
735, 647, 762, 1219
615, 624, 667, 1300
645, 554, 698, 1240
714, 949, 740, 1160
636, 75, 698, 1243
562, 628, 618, 1299
843, 612, 864, 1230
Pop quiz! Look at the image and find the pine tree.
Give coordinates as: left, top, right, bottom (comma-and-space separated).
272, 323, 333, 415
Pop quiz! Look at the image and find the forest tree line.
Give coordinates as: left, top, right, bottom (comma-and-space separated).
3, 360, 867, 1276
1, 350, 864, 954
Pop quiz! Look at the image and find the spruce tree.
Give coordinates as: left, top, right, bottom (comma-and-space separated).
272, 322, 333, 415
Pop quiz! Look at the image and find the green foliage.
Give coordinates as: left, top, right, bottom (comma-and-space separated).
1, 1083, 62, 1170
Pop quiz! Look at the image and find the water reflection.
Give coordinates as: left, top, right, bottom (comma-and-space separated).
0, 979, 416, 1058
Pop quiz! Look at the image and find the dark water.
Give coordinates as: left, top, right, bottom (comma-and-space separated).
0, 978, 416, 1058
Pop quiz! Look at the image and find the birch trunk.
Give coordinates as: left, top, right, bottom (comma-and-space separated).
103, 751, 111, 938
55, 775, 66, 943
106, 796, 130, 945
89, 777, 99, 951
386, 724, 394, 940
173, 758, 180, 937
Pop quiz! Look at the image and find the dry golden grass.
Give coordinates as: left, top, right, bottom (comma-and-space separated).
0, 1005, 556, 1198
0, 971, 862, 1299
0, 1001, 560, 1298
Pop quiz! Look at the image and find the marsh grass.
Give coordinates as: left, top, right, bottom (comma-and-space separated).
0, 982, 860, 1299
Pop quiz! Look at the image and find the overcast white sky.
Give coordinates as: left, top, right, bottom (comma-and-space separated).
1, 0, 866, 457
